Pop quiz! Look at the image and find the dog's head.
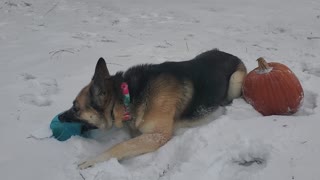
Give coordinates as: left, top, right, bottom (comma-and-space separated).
59, 58, 114, 130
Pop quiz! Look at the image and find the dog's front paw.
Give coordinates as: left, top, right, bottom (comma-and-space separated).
78, 160, 96, 170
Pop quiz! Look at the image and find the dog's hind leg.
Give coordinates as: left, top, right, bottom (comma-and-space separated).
226, 62, 247, 103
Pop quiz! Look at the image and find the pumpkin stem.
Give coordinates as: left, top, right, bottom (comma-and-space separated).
255, 57, 273, 74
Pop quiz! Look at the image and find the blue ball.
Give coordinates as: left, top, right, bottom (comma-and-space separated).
50, 114, 84, 141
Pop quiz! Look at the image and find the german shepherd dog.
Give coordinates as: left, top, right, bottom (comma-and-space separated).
59, 49, 247, 169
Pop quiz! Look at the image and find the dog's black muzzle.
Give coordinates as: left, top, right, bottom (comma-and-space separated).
58, 110, 98, 131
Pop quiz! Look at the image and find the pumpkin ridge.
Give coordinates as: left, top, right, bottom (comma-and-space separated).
279, 73, 295, 114
268, 72, 283, 115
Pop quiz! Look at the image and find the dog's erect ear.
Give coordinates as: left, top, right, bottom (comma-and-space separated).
91, 57, 111, 96
93, 57, 110, 79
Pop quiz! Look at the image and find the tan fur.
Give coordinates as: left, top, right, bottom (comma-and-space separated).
227, 62, 247, 101
56, 53, 249, 170
79, 75, 182, 169
76, 85, 106, 129
75, 83, 113, 129
77, 63, 246, 169
113, 102, 125, 128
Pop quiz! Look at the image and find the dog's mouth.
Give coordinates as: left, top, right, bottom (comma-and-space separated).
58, 113, 98, 131
80, 121, 98, 132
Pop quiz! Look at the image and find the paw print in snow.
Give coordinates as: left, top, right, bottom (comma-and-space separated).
19, 75, 59, 107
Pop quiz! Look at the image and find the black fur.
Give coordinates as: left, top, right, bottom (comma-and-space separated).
111, 49, 243, 119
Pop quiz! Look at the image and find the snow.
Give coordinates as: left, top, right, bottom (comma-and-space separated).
0, 0, 319, 179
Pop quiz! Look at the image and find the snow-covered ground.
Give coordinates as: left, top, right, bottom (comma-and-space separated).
1, 0, 319, 179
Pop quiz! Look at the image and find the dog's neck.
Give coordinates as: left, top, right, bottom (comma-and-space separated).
120, 82, 131, 121
111, 72, 133, 128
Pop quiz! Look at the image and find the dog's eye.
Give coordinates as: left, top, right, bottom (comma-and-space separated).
72, 106, 79, 112
90, 99, 104, 112
72, 101, 80, 112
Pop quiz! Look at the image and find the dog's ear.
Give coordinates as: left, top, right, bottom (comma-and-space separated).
93, 57, 110, 79
91, 57, 111, 96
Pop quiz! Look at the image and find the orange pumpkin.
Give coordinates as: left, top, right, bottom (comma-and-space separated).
242, 57, 304, 116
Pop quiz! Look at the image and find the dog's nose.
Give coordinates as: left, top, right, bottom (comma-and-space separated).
58, 112, 69, 122
58, 113, 65, 122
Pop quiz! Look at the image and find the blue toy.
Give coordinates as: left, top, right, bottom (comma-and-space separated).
50, 114, 85, 141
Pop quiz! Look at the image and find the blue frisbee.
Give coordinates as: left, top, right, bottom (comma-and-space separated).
50, 114, 84, 141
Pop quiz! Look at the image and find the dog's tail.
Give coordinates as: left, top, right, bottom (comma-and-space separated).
227, 61, 247, 101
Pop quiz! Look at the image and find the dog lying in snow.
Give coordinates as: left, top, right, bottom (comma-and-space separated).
59, 49, 247, 169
